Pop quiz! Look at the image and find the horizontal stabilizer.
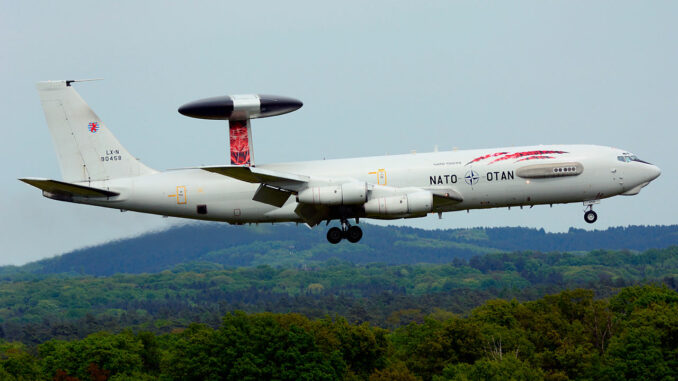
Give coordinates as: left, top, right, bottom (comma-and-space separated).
19, 178, 119, 198
202, 166, 309, 188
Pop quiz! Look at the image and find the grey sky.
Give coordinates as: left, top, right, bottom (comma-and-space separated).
1, 1, 676, 265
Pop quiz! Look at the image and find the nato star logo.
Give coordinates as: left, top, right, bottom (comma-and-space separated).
465, 170, 479, 186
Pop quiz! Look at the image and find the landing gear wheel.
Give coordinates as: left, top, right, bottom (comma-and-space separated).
584, 210, 598, 224
327, 227, 342, 244
346, 226, 363, 243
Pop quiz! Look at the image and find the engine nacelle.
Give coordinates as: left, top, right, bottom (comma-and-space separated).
297, 182, 367, 205
364, 191, 433, 216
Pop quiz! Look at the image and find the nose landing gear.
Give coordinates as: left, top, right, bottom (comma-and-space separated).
326, 219, 363, 244
584, 209, 598, 224
583, 201, 599, 224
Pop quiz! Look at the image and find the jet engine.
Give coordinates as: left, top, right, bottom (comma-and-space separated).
297, 182, 367, 205
363, 190, 433, 216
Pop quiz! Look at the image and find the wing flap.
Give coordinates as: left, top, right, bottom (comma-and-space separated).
252, 184, 293, 207
20, 178, 119, 198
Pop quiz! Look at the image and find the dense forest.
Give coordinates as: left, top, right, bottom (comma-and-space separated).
2, 225, 677, 379
1, 247, 676, 345
2, 224, 676, 276
1, 285, 676, 380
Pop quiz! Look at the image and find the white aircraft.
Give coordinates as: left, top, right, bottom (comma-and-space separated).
21, 80, 661, 244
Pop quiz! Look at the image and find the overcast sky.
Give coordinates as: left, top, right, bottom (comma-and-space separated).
1, 1, 676, 265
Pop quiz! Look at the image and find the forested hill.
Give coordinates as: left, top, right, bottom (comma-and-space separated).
8, 223, 678, 276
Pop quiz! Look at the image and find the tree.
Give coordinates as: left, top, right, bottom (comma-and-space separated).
162, 312, 344, 380
435, 356, 544, 381
311, 317, 388, 378
601, 326, 674, 380
391, 317, 484, 380
369, 362, 420, 381
39, 331, 143, 380
0, 341, 40, 381
600, 285, 678, 380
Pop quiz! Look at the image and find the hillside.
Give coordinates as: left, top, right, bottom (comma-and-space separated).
5, 223, 678, 276
1, 225, 677, 379
2, 246, 677, 344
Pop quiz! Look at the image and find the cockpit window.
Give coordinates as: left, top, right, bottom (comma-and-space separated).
617, 153, 650, 164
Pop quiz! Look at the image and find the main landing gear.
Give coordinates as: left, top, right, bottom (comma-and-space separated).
327, 219, 363, 244
584, 201, 598, 224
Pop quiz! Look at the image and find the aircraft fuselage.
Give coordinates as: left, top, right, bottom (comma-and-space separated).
72, 144, 660, 224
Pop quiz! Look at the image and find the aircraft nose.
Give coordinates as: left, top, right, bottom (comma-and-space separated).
647, 164, 661, 181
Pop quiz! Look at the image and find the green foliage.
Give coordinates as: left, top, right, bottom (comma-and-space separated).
4, 224, 677, 276
603, 326, 673, 380
2, 229, 678, 380
436, 356, 544, 381
609, 283, 678, 317
0, 286, 675, 380
162, 313, 345, 380
38, 331, 145, 380
1, 247, 678, 346
0, 341, 41, 380
310, 317, 388, 377
369, 362, 420, 381
599, 284, 678, 380
391, 316, 486, 380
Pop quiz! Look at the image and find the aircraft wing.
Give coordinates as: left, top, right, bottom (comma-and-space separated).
201, 166, 309, 187
19, 178, 119, 198
202, 166, 309, 208
202, 166, 464, 222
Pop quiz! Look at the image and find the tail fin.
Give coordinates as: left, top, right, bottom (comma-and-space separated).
36, 80, 156, 182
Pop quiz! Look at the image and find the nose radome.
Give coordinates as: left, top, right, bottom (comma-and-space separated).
647, 165, 661, 182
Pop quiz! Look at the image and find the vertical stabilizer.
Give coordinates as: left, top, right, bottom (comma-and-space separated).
36, 81, 156, 182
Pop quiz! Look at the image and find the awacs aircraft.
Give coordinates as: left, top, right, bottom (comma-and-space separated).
21, 80, 661, 244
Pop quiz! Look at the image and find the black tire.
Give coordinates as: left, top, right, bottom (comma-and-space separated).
584, 210, 598, 224
327, 227, 343, 244
346, 226, 363, 243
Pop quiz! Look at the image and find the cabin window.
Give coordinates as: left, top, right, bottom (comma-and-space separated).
197, 204, 207, 214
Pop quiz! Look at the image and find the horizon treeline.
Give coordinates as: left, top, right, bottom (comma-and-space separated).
4, 224, 677, 276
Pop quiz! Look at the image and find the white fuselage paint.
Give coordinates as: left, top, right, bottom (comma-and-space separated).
71, 144, 660, 225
